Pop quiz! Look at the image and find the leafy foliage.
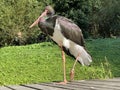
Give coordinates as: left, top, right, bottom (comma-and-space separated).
0, 0, 50, 46
97, 0, 120, 37
0, 0, 120, 47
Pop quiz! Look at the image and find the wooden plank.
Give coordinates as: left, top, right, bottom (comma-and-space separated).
6, 85, 35, 90
41, 82, 114, 90
69, 81, 120, 90
0, 78, 120, 90
78, 80, 120, 86
23, 84, 66, 90
39, 78, 120, 90
0, 86, 12, 90
86, 79, 120, 83
104, 78, 120, 82
39, 83, 91, 90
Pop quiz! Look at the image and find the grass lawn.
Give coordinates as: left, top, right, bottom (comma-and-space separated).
0, 38, 120, 85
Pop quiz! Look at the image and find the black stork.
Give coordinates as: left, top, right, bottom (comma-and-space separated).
29, 5, 92, 84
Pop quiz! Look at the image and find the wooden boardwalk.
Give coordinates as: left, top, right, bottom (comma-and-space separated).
0, 78, 120, 90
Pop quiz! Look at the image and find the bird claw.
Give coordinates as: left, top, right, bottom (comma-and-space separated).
56, 80, 68, 85
70, 69, 74, 81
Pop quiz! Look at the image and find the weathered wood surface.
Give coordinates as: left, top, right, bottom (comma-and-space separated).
0, 78, 120, 90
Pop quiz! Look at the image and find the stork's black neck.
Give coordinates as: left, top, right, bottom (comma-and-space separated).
38, 15, 58, 36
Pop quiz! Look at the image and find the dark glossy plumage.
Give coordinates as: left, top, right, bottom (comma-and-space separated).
37, 9, 92, 66
38, 15, 58, 36
38, 15, 85, 47
57, 16, 85, 47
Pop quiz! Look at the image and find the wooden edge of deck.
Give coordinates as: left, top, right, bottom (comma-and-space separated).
0, 78, 120, 90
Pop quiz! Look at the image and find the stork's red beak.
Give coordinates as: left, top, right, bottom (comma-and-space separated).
29, 10, 48, 28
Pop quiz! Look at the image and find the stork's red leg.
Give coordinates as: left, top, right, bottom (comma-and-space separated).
58, 45, 67, 84
70, 54, 80, 81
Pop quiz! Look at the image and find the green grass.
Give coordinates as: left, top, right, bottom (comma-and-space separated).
0, 38, 120, 85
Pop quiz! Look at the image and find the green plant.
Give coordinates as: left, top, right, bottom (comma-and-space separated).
0, 38, 119, 85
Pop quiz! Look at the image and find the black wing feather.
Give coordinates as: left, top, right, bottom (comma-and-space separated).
58, 16, 85, 47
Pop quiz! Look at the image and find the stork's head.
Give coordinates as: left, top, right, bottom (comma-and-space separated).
45, 5, 55, 16
29, 5, 55, 28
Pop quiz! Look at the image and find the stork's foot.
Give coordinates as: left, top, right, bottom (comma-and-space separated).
70, 69, 74, 81
57, 80, 68, 85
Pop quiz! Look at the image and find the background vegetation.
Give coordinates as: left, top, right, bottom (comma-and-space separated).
0, 0, 120, 47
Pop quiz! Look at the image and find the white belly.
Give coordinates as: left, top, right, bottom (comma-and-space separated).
50, 19, 70, 48
50, 19, 80, 57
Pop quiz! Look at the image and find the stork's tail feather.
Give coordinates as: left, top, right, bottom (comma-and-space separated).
77, 46, 92, 66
